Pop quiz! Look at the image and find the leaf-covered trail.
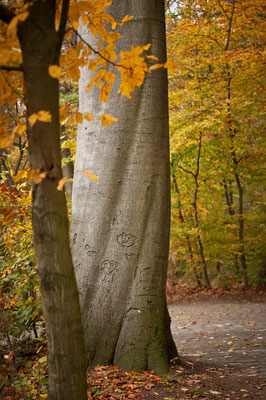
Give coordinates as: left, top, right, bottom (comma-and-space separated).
169, 293, 266, 398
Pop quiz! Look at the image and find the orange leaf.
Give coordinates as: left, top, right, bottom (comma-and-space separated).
57, 177, 67, 191
85, 113, 93, 121
48, 65, 61, 79
76, 112, 84, 124
99, 114, 119, 126
80, 170, 98, 180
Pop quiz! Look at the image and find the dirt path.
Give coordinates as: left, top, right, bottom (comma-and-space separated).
168, 294, 266, 398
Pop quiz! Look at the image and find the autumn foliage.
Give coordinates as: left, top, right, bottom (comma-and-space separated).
167, 0, 265, 287
0, 0, 265, 398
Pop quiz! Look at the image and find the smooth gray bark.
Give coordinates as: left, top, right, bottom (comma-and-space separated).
71, 0, 178, 373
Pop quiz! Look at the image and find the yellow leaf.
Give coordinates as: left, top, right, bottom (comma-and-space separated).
163, 60, 178, 71
149, 63, 163, 70
57, 177, 67, 191
39, 172, 47, 180
0, 132, 14, 149
72, 21, 79, 31
76, 112, 83, 124
100, 84, 112, 103
60, 108, 68, 123
15, 168, 46, 184
82, 14, 88, 26
12, 123, 26, 136
88, 60, 97, 71
27, 169, 36, 181
118, 45, 149, 97
28, 114, 38, 127
84, 113, 93, 121
66, 48, 78, 61
37, 110, 52, 123
31, 171, 45, 184
28, 111, 51, 127
99, 114, 120, 126
80, 170, 98, 180
104, 72, 115, 84
17, 124, 26, 135
147, 55, 159, 60
121, 15, 134, 23
143, 43, 151, 51
7, 12, 29, 38
14, 170, 27, 182
48, 65, 61, 79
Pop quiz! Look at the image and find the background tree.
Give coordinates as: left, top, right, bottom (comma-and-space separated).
167, 0, 265, 286
71, 0, 178, 374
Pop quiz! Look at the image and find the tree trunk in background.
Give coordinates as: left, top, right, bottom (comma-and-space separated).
171, 172, 201, 287
223, 178, 239, 274
17, 1, 87, 398
62, 147, 74, 197
71, 0, 178, 374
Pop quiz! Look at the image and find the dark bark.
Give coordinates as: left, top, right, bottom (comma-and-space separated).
14, 136, 27, 176
0, 150, 15, 186
0, 64, 23, 71
178, 132, 211, 289
223, 178, 234, 217
223, 178, 239, 273
15, 1, 87, 398
0, 3, 15, 24
171, 171, 201, 287
222, 0, 248, 285
226, 73, 248, 285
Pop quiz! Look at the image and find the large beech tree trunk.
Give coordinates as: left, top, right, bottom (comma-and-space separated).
16, 1, 87, 399
71, 0, 178, 374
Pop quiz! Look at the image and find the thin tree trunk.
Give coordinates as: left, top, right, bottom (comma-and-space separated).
222, 0, 248, 286
193, 137, 211, 289
17, 1, 87, 398
171, 172, 201, 286
62, 147, 74, 197
223, 178, 239, 273
233, 164, 248, 285
178, 132, 211, 288
71, 0, 178, 374
226, 74, 248, 286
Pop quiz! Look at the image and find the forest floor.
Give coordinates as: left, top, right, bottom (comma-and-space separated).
1, 283, 265, 400
165, 282, 266, 400
88, 283, 266, 400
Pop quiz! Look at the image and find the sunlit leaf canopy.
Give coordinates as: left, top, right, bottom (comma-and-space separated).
167, 0, 265, 285
0, 0, 171, 152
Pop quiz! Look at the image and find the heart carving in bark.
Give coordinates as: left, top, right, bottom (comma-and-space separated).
101, 260, 117, 274
117, 232, 136, 247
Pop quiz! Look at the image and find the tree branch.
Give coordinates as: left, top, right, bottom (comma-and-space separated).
57, 0, 70, 48
225, 0, 236, 52
0, 3, 15, 24
73, 27, 127, 70
187, 32, 222, 48
216, 0, 230, 20
0, 64, 23, 72
195, 132, 202, 179
177, 164, 195, 178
